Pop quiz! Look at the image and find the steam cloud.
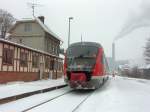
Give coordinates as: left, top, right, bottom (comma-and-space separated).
114, 0, 150, 41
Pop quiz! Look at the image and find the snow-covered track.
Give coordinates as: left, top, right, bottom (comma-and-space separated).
22, 90, 73, 112
71, 90, 95, 112
0, 84, 67, 104
24, 89, 95, 112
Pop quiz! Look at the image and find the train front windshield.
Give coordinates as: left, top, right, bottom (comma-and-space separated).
66, 45, 98, 71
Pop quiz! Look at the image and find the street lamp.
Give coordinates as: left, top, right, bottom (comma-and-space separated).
68, 17, 73, 47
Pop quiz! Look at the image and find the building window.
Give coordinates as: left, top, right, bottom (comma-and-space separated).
50, 59, 54, 70
57, 62, 61, 71
24, 23, 32, 32
55, 45, 59, 55
54, 60, 58, 70
52, 45, 55, 54
32, 54, 38, 68
54, 46, 57, 54
58, 62, 63, 71
45, 57, 50, 68
48, 43, 52, 53
3, 48, 14, 65
20, 52, 28, 67
56, 45, 59, 55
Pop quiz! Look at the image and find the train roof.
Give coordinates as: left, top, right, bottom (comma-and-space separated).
68, 42, 102, 48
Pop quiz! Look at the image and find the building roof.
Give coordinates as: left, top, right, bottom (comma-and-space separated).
8, 17, 63, 42
0, 38, 62, 59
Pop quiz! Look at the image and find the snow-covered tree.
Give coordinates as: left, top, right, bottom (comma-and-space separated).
0, 9, 15, 38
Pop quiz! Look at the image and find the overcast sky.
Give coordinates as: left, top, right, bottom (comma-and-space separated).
0, 0, 149, 62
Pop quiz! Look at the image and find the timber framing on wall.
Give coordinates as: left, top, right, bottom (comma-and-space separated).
0, 38, 63, 84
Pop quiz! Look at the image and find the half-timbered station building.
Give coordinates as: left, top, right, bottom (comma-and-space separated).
0, 38, 63, 83
0, 16, 63, 84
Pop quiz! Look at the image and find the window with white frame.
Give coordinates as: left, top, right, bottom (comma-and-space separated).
24, 23, 32, 32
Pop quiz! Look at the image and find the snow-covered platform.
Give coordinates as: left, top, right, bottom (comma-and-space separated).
0, 76, 150, 112
0, 78, 66, 101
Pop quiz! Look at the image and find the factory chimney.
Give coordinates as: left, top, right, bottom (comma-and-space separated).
112, 42, 116, 71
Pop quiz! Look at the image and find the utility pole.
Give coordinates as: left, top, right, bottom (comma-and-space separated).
68, 17, 73, 47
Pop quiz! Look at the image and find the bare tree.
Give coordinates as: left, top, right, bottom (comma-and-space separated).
144, 38, 150, 64
0, 9, 15, 38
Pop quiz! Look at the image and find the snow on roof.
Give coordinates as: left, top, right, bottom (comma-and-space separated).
0, 38, 62, 59
34, 17, 63, 42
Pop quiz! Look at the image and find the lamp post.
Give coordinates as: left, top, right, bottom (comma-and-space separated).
68, 17, 73, 47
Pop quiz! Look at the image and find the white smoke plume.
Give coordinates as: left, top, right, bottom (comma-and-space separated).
114, 0, 150, 41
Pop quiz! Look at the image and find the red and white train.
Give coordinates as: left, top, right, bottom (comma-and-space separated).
64, 42, 109, 89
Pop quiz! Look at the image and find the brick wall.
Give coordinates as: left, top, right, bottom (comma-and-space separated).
0, 72, 39, 84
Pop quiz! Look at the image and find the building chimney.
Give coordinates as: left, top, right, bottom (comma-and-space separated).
38, 16, 44, 23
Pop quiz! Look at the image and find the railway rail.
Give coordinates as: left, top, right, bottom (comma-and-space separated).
22, 90, 95, 112
22, 90, 73, 112
71, 90, 95, 112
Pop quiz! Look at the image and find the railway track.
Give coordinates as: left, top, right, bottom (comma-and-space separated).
22, 89, 94, 112
21, 90, 73, 112
71, 90, 95, 112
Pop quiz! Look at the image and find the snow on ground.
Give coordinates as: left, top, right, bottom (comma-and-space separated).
0, 76, 150, 112
0, 87, 71, 112
26, 76, 150, 112
121, 76, 150, 85
0, 78, 65, 99
76, 76, 150, 112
